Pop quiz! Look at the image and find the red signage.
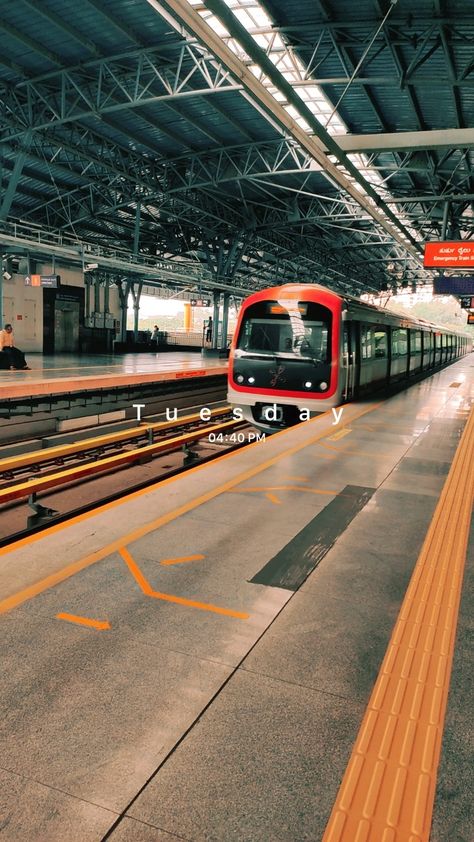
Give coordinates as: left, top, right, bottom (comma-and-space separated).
424, 241, 474, 268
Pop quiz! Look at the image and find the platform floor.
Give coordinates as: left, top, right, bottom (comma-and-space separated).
0, 352, 227, 401
0, 356, 472, 841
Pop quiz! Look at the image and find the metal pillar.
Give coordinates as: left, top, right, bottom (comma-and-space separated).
94, 275, 101, 315
212, 294, 220, 349
133, 203, 141, 256
117, 279, 131, 342
441, 201, 450, 240
220, 293, 230, 350
104, 277, 110, 314
84, 276, 91, 321
130, 280, 143, 342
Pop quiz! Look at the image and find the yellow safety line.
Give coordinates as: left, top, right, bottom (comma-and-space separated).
323, 406, 474, 842
160, 554, 205, 566
56, 613, 110, 631
119, 548, 248, 619
0, 401, 380, 615
327, 427, 352, 441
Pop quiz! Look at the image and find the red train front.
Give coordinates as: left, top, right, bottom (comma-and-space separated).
228, 284, 343, 431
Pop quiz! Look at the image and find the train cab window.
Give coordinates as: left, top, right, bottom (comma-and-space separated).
361, 326, 373, 359
392, 328, 408, 356
374, 329, 388, 358
236, 299, 331, 363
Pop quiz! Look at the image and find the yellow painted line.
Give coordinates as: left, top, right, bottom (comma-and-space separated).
327, 427, 352, 441
119, 548, 248, 619
319, 441, 385, 458
160, 554, 205, 566
265, 493, 282, 505
232, 485, 338, 496
323, 406, 474, 842
449, 381, 461, 387
0, 401, 381, 616
56, 613, 110, 631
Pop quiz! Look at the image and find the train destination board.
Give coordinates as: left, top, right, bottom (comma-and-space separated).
424, 241, 474, 268
433, 275, 474, 295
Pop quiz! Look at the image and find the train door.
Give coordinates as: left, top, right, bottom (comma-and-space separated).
342, 321, 357, 399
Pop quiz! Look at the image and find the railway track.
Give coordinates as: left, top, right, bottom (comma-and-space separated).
0, 407, 257, 545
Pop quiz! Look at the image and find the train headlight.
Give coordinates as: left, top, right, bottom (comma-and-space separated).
304, 381, 312, 388
236, 374, 244, 384
248, 376, 255, 384
320, 381, 328, 391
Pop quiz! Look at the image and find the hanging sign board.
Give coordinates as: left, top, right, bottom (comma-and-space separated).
25, 274, 61, 288
459, 296, 474, 309
424, 242, 474, 268
468, 313, 474, 325
190, 298, 211, 306
433, 275, 474, 295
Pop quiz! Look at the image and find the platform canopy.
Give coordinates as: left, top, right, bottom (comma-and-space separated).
0, 0, 473, 296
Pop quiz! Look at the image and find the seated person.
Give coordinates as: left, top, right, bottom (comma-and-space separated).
0, 324, 30, 370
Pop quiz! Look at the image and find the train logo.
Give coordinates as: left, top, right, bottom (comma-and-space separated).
269, 365, 287, 387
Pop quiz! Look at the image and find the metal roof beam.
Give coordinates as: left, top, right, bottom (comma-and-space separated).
147, 0, 421, 261
0, 129, 32, 220
0, 44, 241, 140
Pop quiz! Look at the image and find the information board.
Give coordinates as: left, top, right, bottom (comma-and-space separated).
459, 296, 474, 309
424, 241, 474, 268
468, 313, 474, 325
433, 275, 474, 295
190, 298, 211, 307
25, 274, 61, 288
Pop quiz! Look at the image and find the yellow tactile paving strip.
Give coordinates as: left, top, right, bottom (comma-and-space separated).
323, 406, 474, 842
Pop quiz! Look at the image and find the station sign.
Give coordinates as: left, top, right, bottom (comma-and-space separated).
424, 241, 474, 268
190, 298, 211, 306
433, 275, 474, 295
25, 274, 61, 288
468, 313, 474, 325
459, 296, 474, 309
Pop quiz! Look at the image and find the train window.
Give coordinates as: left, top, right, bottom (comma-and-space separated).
374, 330, 388, 358
236, 300, 331, 362
412, 331, 422, 353
361, 326, 373, 359
425, 332, 433, 351
392, 328, 408, 356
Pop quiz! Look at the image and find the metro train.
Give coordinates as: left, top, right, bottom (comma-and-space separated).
228, 284, 472, 432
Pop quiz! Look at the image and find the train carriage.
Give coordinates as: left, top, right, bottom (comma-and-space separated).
228, 284, 472, 432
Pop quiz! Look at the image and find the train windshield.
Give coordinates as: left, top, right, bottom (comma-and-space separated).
237, 299, 331, 363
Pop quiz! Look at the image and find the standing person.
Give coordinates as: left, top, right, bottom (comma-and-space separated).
151, 324, 160, 349
206, 316, 213, 344
0, 324, 30, 370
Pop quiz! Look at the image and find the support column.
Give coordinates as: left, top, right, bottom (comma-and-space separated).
220, 293, 230, 350
212, 294, 220, 349
441, 201, 450, 240
130, 280, 143, 342
94, 275, 101, 316
133, 203, 141, 256
104, 277, 110, 314
183, 301, 192, 332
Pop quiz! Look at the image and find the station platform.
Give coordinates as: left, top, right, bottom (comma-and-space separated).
0, 352, 228, 402
0, 356, 472, 841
